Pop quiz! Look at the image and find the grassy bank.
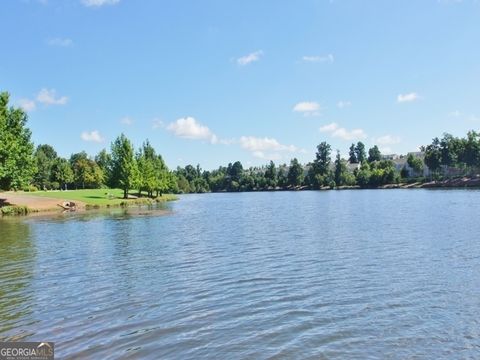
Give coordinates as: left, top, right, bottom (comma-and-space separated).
0, 189, 178, 216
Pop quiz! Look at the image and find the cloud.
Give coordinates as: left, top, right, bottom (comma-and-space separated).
302, 54, 334, 63
46, 37, 73, 47
397, 92, 419, 103
240, 136, 303, 161
375, 134, 401, 145
36, 88, 68, 105
319, 122, 367, 141
337, 100, 351, 109
81, 0, 120, 7
237, 50, 263, 66
166, 117, 218, 144
81, 130, 104, 143
252, 151, 282, 160
448, 110, 462, 118
120, 116, 133, 125
293, 101, 321, 116
18, 99, 36, 112
239, 136, 299, 153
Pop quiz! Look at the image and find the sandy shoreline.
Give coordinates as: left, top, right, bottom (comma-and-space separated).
0, 192, 171, 219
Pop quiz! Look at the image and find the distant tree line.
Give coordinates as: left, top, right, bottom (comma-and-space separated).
1, 91, 480, 195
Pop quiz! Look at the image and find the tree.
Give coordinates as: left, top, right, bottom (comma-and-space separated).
333, 150, 356, 187
0, 92, 36, 190
70, 153, 104, 189
264, 160, 277, 188
407, 153, 423, 176
137, 140, 158, 197
355, 142, 366, 163
51, 158, 74, 190
348, 144, 358, 163
287, 158, 304, 188
368, 145, 381, 163
95, 149, 112, 186
424, 137, 442, 177
33, 144, 58, 189
110, 134, 139, 198
463, 131, 480, 172
313, 141, 332, 179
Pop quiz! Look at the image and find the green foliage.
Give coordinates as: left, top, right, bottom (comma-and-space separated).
111, 134, 139, 198
1, 205, 30, 216
33, 144, 58, 189
70, 152, 104, 189
51, 157, 74, 190
355, 142, 366, 163
348, 143, 358, 163
287, 158, 304, 187
407, 153, 423, 176
368, 145, 381, 163
0, 92, 36, 190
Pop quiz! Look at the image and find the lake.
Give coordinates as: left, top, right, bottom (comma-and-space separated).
1, 190, 480, 359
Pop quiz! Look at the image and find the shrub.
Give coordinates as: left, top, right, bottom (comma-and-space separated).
1, 205, 30, 216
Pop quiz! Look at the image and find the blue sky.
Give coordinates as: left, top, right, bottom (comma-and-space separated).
1, 0, 480, 169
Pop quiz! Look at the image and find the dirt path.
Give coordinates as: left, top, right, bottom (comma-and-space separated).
0, 192, 86, 211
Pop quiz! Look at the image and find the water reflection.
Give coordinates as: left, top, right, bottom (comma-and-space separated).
0, 219, 35, 340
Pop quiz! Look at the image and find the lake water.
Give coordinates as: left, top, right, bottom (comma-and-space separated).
1, 190, 480, 359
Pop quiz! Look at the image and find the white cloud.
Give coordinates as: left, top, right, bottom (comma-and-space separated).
302, 54, 334, 63
397, 92, 419, 103
293, 101, 321, 116
319, 122, 367, 141
46, 37, 73, 47
337, 100, 351, 109
252, 151, 282, 160
18, 99, 36, 112
239, 136, 299, 153
81, 0, 119, 7
81, 130, 104, 143
319, 122, 339, 133
237, 50, 263, 66
166, 117, 218, 144
36, 88, 68, 105
240, 136, 302, 161
120, 116, 133, 125
376, 134, 401, 145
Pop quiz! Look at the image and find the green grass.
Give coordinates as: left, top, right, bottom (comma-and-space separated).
22, 188, 177, 207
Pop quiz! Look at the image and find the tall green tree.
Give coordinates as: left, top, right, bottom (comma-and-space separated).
287, 158, 304, 187
34, 144, 58, 189
0, 92, 36, 190
110, 134, 139, 198
51, 157, 74, 190
264, 160, 277, 188
348, 143, 358, 163
95, 149, 112, 186
70, 152, 104, 189
314, 142, 332, 176
355, 142, 366, 163
424, 138, 442, 176
368, 145, 382, 163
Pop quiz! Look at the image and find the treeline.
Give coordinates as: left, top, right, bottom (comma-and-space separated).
1, 91, 480, 196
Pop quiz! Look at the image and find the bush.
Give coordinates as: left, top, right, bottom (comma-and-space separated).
1, 205, 30, 216
23, 185, 38, 192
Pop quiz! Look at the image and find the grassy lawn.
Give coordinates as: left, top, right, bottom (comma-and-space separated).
22, 188, 177, 206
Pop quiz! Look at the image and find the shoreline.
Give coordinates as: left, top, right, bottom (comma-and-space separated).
0, 191, 177, 218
